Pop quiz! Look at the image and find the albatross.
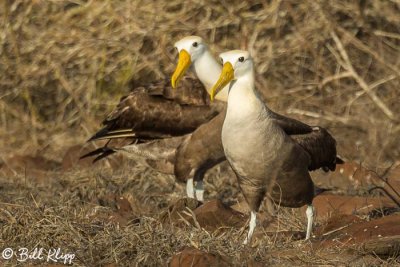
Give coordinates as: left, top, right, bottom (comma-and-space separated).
80, 61, 224, 162
171, 36, 228, 200
209, 50, 340, 244
171, 36, 341, 202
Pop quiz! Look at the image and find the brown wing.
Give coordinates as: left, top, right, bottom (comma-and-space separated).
291, 127, 341, 172
88, 77, 225, 142
145, 77, 212, 106
269, 110, 342, 172
82, 77, 225, 161
269, 110, 313, 135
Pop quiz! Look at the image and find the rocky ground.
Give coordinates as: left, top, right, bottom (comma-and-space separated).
0, 146, 399, 266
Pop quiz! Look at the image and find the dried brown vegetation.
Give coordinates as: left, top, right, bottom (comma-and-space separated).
1, 0, 400, 266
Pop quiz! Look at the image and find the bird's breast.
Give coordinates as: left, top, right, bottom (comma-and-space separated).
222, 116, 285, 169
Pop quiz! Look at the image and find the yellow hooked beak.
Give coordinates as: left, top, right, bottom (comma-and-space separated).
171, 49, 192, 89
210, 62, 234, 101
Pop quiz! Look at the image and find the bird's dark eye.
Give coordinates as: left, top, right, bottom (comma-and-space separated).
192, 42, 198, 47
219, 57, 223, 64
238, 56, 245, 62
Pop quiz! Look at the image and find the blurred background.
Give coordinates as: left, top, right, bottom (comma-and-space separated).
1, 0, 399, 167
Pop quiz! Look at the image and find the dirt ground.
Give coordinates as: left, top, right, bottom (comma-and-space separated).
1, 152, 399, 266
1, 1, 400, 266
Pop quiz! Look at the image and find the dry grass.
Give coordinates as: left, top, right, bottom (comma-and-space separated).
1, 162, 397, 266
1, 0, 400, 265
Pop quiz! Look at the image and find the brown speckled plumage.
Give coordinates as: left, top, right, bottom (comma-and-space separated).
82, 77, 224, 161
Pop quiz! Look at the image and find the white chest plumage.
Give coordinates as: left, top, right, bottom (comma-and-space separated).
221, 82, 287, 179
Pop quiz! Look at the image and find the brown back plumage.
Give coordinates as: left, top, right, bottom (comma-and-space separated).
90, 77, 224, 141
82, 77, 225, 161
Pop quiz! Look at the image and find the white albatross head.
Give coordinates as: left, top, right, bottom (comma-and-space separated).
210, 50, 254, 101
171, 36, 208, 88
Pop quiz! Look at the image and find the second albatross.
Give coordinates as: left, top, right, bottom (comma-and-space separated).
210, 50, 332, 244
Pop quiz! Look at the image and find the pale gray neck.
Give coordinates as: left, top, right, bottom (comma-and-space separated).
226, 73, 269, 121
192, 49, 228, 101
193, 50, 221, 90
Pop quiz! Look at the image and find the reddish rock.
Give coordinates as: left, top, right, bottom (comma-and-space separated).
105, 212, 131, 227
362, 235, 400, 256
116, 196, 133, 214
313, 161, 400, 205
90, 194, 137, 227
161, 199, 247, 231
312, 162, 383, 193
230, 198, 250, 214
160, 198, 202, 226
331, 214, 400, 243
193, 199, 247, 231
386, 163, 400, 200
315, 214, 363, 236
257, 247, 379, 266
307, 194, 397, 220
317, 214, 400, 255
169, 247, 230, 267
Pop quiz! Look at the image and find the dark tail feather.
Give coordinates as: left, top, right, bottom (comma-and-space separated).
93, 149, 116, 163
335, 156, 345, 164
79, 144, 117, 163
79, 147, 108, 159
79, 146, 116, 161
87, 128, 134, 142
89, 133, 136, 141
87, 127, 110, 142
321, 156, 345, 172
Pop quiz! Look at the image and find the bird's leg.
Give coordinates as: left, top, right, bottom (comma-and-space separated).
186, 178, 195, 199
193, 167, 207, 202
194, 180, 204, 202
243, 211, 257, 245
265, 196, 276, 217
305, 204, 314, 240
